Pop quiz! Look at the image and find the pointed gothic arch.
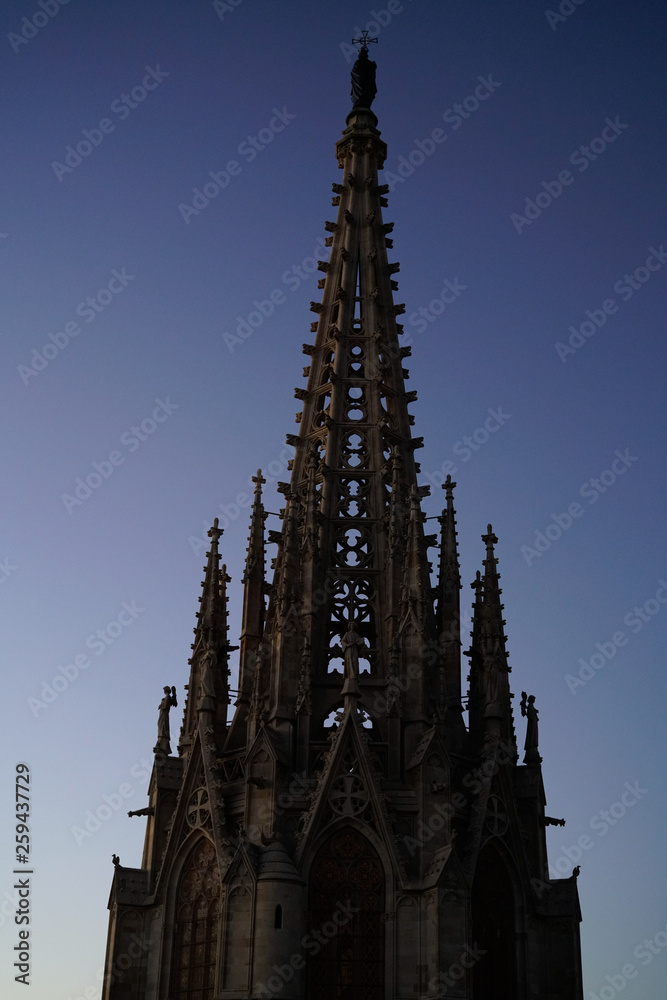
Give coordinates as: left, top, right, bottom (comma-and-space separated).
307, 826, 385, 999
169, 837, 220, 1000
471, 844, 519, 999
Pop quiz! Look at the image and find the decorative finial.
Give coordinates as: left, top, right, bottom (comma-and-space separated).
208, 517, 223, 545
352, 29, 378, 51
443, 474, 457, 499
482, 523, 498, 553
350, 35, 378, 109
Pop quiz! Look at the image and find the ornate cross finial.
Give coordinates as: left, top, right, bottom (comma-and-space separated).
482, 523, 498, 553
208, 517, 223, 545
443, 474, 457, 499
352, 30, 378, 51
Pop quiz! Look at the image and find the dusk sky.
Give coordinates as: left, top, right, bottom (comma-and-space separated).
1, 1, 666, 997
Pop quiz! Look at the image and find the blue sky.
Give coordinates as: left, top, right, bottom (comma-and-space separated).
1, 1, 666, 997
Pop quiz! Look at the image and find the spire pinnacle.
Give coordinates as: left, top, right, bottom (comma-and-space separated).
437, 475, 463, 735
238, 46, 431, 756
179, 518, 233, 747
237, 469, 267, 708
243, 472, 266, 588
483, 522, 498, 556
439, 474, 461, 599
478, 525, 516, 753
253, 467, 266, 494
208, 515, 223, 546
200, 518, 224, 635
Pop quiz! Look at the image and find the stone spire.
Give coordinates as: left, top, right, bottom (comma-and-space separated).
100, 50, 584, 1000
238, 472, 267, 704
249, 88, 431, 761
438, 476, 461, 612
466, 569, 485, 747
179, 519, 232, 750
478, 525, 516, 755
437, 475, 465, 742
399, 492, 432, 632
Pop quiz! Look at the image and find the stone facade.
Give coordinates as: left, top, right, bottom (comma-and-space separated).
101, 57, 583, 1000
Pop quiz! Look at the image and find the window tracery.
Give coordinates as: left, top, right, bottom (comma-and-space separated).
171, 839, 220, 1000
307, 827, 385, 999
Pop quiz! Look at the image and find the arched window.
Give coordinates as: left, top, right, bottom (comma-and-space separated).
471, 846, 517, 999
307, 827, 385, 999
171, 839, 220, 1000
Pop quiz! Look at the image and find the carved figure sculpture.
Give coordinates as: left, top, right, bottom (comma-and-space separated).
351, 45, 377, 109
198, 644, 217, 706
385, 672, 402, 716
342, 621, 366, 681
521, 691, 542, 763
482, 649, 501, 711
341, 620, 367, 703
155, 685, 177, 755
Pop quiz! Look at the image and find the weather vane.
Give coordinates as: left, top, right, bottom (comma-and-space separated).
352, 30, 378, 51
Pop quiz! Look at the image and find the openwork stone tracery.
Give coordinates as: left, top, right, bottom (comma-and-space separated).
171, 840, 220, 1000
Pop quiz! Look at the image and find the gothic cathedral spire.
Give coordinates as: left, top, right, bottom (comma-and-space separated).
101, 44, 583, 1000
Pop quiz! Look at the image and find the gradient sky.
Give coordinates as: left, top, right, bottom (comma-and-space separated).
1, 1, 666, 998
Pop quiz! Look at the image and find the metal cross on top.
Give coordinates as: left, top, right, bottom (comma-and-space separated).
352, 29, 378, 51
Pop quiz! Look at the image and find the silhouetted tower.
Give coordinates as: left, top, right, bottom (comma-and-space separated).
101, 43, 583, 1000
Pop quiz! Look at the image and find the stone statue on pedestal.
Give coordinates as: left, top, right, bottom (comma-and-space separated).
198, 644, 217, 710
155, 685, 177, 755
521, 691, 542, 764
341, 621, 367, 702
351, 45, 377, 109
